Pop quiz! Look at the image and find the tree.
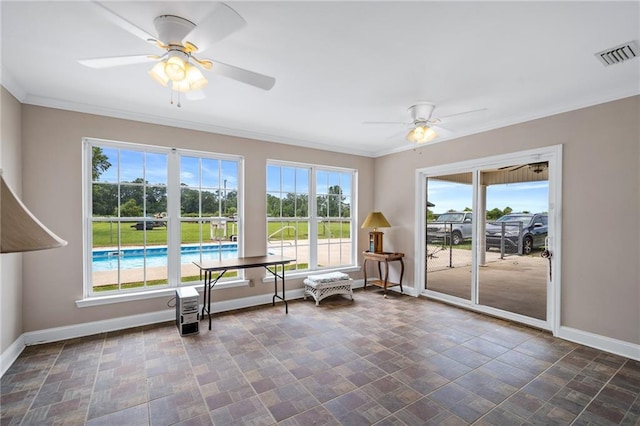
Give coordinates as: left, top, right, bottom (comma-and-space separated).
92, 183, 118, 216
317, 185, 349, 218
119, 198, 142, 217
146, 185, 167, 215
180, 185, 201, 215
503, 206, 513, 215
92, 146, 111, 181
223, 190, 238, 216
486, 208, 503, 220
266, 193, 282, 217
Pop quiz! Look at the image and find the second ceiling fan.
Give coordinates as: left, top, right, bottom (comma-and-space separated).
365, 103, 486, 143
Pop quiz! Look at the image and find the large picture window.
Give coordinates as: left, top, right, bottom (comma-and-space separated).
84, 139, 242, 297
267, 161, 355, 272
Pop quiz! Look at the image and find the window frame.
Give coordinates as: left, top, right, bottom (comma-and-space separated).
82, 138, 244, 300
266, 159, 357, 274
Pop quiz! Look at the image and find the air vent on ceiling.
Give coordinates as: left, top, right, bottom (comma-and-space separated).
595, 40, 638, 66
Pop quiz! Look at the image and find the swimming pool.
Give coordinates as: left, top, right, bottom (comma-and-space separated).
92, 243, 238, 272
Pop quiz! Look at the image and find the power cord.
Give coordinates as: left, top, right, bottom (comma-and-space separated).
167, 296, 176, 308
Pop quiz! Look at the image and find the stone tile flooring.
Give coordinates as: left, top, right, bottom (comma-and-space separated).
2, 289, 639, 425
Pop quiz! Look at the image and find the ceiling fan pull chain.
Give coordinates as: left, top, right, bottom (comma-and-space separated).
168, 81, 182, 108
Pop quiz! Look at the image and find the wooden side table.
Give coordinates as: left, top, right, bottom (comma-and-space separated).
362, 251, 405, 297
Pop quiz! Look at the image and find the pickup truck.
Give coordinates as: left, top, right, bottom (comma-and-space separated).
426, 212, 473, 245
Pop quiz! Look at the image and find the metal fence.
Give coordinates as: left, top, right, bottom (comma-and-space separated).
426, 244, 474, 273
426, 222, 529, 273
486, 222, 525, 258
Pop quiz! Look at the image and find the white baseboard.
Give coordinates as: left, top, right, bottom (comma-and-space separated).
558, 326, 640, 361
1, 334, 26, 377
23, 309, 176, 346
356, 279, 418, 297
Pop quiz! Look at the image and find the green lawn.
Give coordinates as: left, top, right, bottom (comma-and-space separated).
92, 220, 351, 247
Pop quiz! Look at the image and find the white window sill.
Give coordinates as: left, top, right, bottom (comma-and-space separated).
76, 279, 250, 308
261, 266, 361, 283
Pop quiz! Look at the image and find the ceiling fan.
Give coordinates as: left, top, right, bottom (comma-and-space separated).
498, 162, 548, 173
364, 103, 486, 143
78, 2, 275, 103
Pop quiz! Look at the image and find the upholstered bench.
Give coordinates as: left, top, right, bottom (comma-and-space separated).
303, 272, 353, 306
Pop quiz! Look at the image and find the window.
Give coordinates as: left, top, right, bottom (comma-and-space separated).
267, 161, 355, 272
84, 139, 242, 297
179, 155, 240, 283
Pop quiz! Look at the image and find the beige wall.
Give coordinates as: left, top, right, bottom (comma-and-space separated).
374, 96, 640, 345
19, 105, 375, 332
1, 88, 23, 353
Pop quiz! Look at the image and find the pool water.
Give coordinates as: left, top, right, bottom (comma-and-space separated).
92, 244, 238, 272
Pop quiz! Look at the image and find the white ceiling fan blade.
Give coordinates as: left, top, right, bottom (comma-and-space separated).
386, 129, 408, 140
91, 1, 158, 44
363, 121, 409, 125
437, 107, 487, 120
209, 59, 275, 90
78, 54, 158, 69
432, 125, 454, 138
183, 3, 246, 53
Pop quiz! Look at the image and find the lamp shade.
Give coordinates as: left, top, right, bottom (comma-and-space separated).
165, 55, 187, 81
149, 61, 170, 86
361, 211, 391, 230
1, 172, 67, 253
185, 63, 208, 90
406, 124, 438, 143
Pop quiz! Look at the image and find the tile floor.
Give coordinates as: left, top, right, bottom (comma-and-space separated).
1, 289, 639, 425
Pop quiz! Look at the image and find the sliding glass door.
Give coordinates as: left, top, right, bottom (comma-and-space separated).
418, 146, 560, 331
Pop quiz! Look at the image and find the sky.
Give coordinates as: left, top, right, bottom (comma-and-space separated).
97, 147, 238, 189
428, 179, 548, 214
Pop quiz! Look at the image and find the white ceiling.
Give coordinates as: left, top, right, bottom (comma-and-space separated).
2, 1, 639, 157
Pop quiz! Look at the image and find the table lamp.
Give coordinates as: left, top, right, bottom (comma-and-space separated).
361, 211, 391, 253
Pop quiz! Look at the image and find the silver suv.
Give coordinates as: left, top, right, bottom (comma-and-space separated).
427, 212, 473, 245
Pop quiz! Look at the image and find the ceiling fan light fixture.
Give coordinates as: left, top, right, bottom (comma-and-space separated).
164, 52, 188, 81
185, 63, 208, 90
529, 163, 548, 173
149, 61, 170, 86
407, 124, 438, 143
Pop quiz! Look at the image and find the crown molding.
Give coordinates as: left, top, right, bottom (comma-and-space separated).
0, 67, 27, 102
